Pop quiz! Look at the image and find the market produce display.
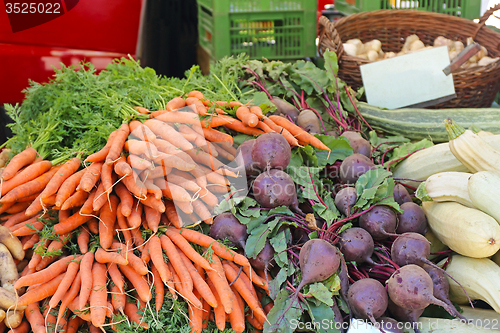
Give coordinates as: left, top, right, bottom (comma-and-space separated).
0, 48, 499, 333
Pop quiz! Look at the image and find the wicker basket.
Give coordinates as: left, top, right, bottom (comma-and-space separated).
318, 5, 500, 108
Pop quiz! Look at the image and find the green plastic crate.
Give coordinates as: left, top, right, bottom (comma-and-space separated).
335, 0, 481, 20
197, 0, 317, 61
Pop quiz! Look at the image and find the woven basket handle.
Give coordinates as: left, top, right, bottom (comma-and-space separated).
473, 3, 500, 39
318, 16, 345, 59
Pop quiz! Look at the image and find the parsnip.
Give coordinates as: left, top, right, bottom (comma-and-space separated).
0, 244, 18, 294
0, 227, 24, 261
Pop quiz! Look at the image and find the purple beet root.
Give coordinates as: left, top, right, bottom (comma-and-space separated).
388, 299, 424, 333
338, 227, 377, 265
251, 132, 291, 172
396, 202, 428, 235
422, 263, 467, 321
252, 169, 298, 209
348, 278, 388, 326
387, 264, 457, 316
210, 213, 247, 249
376, 317, 404, 333
335, 187, 357, 216
359, 205, 398, 240
339, 154, 376, 184
393, 184, 412, 206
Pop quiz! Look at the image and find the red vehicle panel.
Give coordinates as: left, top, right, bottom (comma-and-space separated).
0, 0, 143, 104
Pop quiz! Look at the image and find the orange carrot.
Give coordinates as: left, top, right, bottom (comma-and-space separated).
98, 194, 119, 249
143, 205, 161, 232
153, 138, 196, 164
16, 273, 65, 307
65, 316, 82, 333
143, 179, 162, 200
249, 106, 264, 119
11, 217, 42, 236
122, 170, 147, 199
100, 161, 115, 196
79, 252, 94, 309
202, 127, 234, 143
269, 115, 330, 150
6, 320, 29, 333
160, 235, 201, 308
49, 260, 80, 308
139, 165, 172, 180
112, 242, 148, 275
40, 157, 81, 202
236, 106, 259, 127
25, 302, 45, 333
167, 97, 186, 111
2, 147, 37, 181
114, 182, 133, 217
164, 228, 213, 271
256, 120, 275, 133
153, 151, 197, 173
133, 106, 150, 115
0, 166, 61, 203
61, 190, 88, 211
95, 248, 127, 265
55, 168, 85, 207
124, 300, 149, 329
107, 263, 124, 294
223, 262, 266, 319
185, 97, 199, 106
124, 139, 159, 159
262, 117, 299, 146
68, 296, 91, 322
154, 178, 191, 203
166, 173, 201, 193
76, 227, 90, 254
178, 250, 217, 307
23, 234, 39, 251
192, 199, 212, 222
115, 207, 132, 246
16, 254, 80, 289
105, 123, 130, 164
78, 162, 102, 192
207, 278, 226, 331
211, 143, 235, 161
53, 211, 92, 235
0, 160, 52, 196
189, 290, 203, 333
89, 262, 108, 328
172, 228, 250, 266
127, 199, 142, 229
188, 91, 204, 99
154, 111, 201, 126
150, 265, 165, 313
144, 119, 193, 151
205, 253, 233, 314
139, 194, 165, 213
114, 160, 132, 177
243, 264, 269, 291
229, 286, 245, 333
87, 217, 99, 234
129, 120, 156, 142
85, 131, 117, 163
118, 263, 152, 302
110, 284, 126, 315
58, 271, 81, 325
127, 154, 153, 170
79, 189, 96, 215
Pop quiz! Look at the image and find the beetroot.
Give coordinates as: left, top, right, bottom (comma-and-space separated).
387, 264, 456, 315
338, 227, 377, 265
335, 187, 357, 216
341, 131, 372, 158
277, 239, 340, 321
387, 299, 423, 333
271, 97, 300, 122
251, 132, 290, 172
249, 241, 274, 271
391, 232, 431, 267
393, 184, 412, 206
422, 263, 466, 320
209, 213, 247, 250
359, 205, 398, 240
377, 317, 404, 333
252, 169, 300, 211
396, 202, 428, 235
340, 154, 376, 184
348, 278, 388, 326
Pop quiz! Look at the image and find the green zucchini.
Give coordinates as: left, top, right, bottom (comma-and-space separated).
355, 102, 500, 142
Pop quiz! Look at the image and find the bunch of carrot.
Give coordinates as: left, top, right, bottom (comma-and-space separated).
147, 91, 330, 151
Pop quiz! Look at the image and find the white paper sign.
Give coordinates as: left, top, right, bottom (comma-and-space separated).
360, 46, 455, 109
